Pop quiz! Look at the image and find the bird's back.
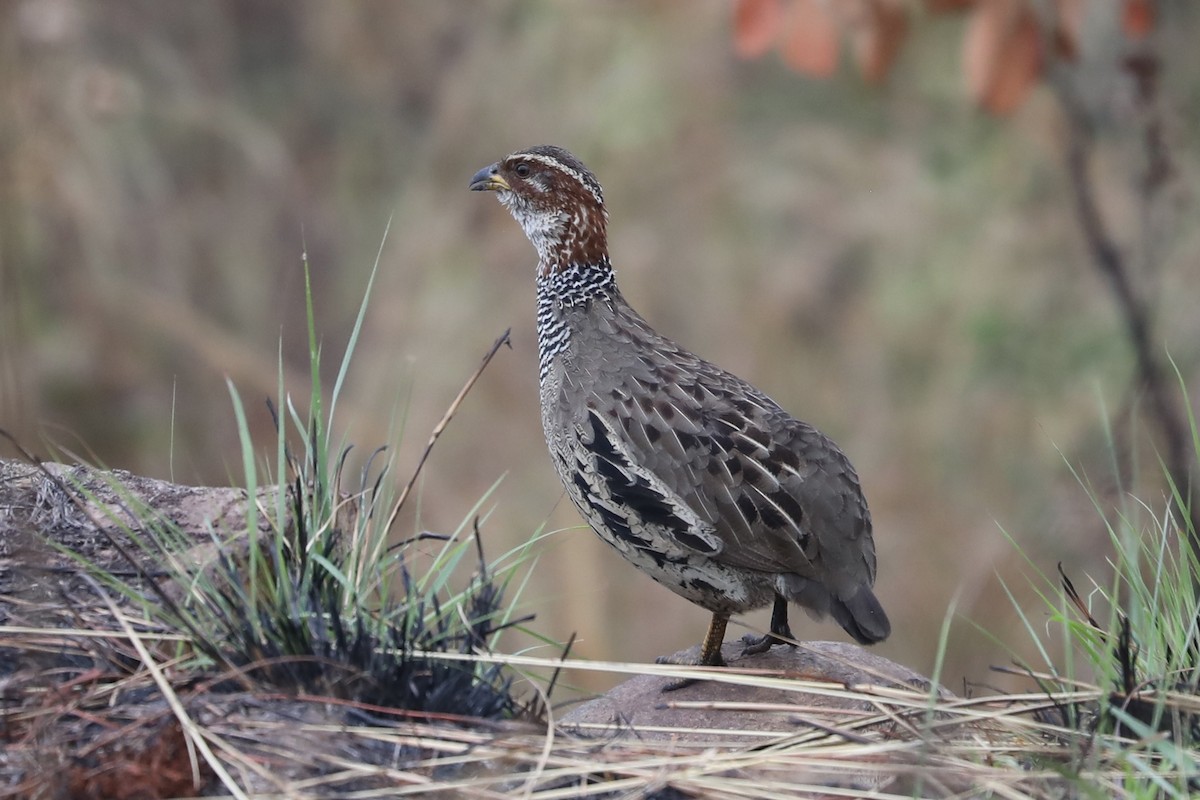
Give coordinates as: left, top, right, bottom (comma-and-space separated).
541, 289, 882, 633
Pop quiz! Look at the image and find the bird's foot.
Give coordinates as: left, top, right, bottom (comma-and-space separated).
655, 613, 730, 691
741, 594, 797, 656
739, 630, 797, 656
655, 651, 725, 692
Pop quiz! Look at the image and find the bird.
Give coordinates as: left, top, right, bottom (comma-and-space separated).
469, 145, 889, 684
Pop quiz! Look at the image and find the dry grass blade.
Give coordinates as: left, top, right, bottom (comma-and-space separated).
11, 606, 1184, 798
88, 576, 251, 800
1058, 562, 1103, 631
0, 635, 1177, 798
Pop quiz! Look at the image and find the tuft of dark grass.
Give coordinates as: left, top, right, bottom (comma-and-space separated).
20, 241, 546, 724
188, 468, 529, 719
983, 378, 1200, 797
166, 248, 536, 720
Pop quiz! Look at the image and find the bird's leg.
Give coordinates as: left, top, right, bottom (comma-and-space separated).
740, 594, 796, 655
657, 612, 729, 691
698, 612, 729, 667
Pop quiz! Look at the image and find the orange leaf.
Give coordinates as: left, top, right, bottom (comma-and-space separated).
1054, 0, 1083, 61
984, 11, 1041, 113
734, 0, 785, 59
781, 0, 841, 78
852, 0, 910, 84
964, 0, 1008, 104
963, 0, 1042, 115
1123, 0, 1154, 40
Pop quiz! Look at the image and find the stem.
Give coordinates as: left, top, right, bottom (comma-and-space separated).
1057, 75, 1199, 576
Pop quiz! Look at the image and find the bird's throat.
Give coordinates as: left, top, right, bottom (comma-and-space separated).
534, 260, 616, 382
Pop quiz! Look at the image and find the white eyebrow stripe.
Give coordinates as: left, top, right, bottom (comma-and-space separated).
517, 153, 604, 206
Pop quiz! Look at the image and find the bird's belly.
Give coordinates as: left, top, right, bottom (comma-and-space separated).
539, 361, 775, 615
581, 511, 774, 614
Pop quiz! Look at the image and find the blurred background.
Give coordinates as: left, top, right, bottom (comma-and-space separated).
2, 1, 1198, 695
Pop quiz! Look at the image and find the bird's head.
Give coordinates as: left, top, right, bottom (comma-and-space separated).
470, 145, 609, 275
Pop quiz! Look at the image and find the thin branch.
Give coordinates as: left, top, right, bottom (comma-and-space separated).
1053, 63, 1200, 574
385, 329, 512, 533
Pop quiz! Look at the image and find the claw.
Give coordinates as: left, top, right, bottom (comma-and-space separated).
740, 594, 796, 656
655, 613, 729, 692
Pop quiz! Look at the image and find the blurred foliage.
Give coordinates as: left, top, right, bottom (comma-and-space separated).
2, 0, 1198, 694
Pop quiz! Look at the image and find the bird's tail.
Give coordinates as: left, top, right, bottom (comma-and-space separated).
832, 585, 891, 645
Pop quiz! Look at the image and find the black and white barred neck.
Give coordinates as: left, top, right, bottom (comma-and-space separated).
534, 259, 617, 382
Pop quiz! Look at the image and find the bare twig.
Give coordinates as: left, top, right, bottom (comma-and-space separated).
1052, 53, 1199, 576
385, 329, 512, 533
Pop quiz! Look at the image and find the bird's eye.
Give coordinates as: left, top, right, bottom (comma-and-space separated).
514, 162, 531, 178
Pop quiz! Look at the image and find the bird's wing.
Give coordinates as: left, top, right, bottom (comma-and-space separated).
588, 344, 876, 591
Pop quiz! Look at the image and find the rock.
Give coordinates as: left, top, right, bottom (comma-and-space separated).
559, 639, 947, 744
0, 458, 275, 638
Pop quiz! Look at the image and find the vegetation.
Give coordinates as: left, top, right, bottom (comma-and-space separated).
1, 3, 1197, 797
2, 437, 1197, 795
4, 235, 1196, 799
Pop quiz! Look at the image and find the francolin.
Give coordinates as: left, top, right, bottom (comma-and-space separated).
470, 145, 889, 684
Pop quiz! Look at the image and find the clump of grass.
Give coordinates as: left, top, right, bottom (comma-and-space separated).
991, 386, 1200, 797
41, 242, 543, 721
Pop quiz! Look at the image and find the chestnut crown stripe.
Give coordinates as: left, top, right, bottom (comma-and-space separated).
514, 148, 605, 207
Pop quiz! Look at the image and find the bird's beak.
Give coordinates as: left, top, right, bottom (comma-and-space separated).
469, 163, 509, 192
